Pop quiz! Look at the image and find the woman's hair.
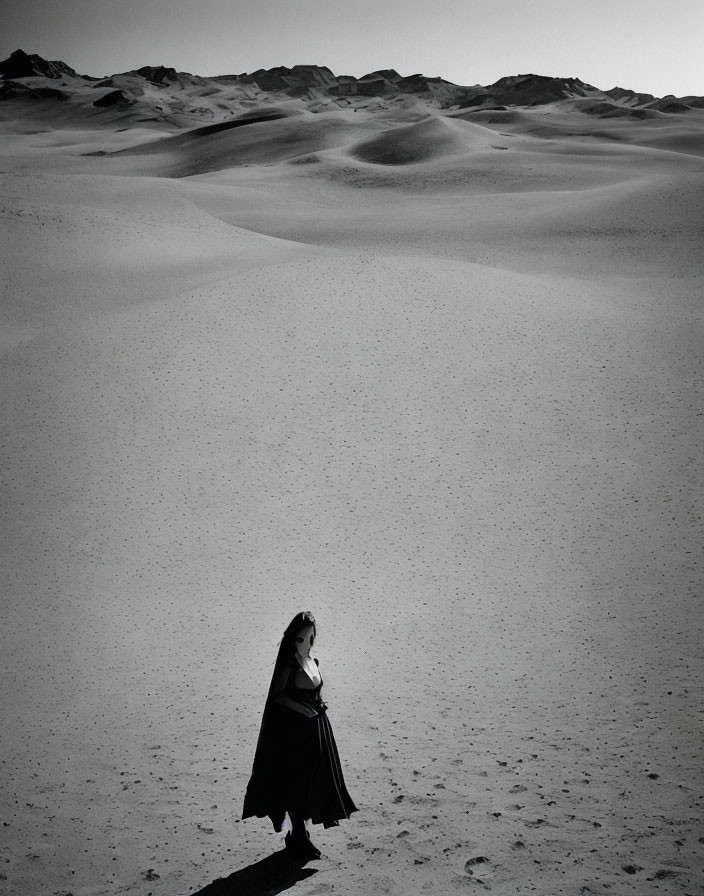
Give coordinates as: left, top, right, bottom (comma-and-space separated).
265, 611, 317, 702
280, 611, 316, 657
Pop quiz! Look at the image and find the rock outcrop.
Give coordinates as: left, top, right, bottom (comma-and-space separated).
0, 48, 78, 80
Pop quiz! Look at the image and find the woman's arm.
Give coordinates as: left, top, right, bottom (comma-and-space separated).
275, 694, 318, 717
270, 663, 317, 717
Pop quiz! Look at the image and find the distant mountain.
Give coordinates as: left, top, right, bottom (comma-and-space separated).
605, 86, 657, 106
0, 48, 78, 80
130, 65, 206, 88
235, 64, 337, 93
467, 73, 601, 107
1, 49, 701, 126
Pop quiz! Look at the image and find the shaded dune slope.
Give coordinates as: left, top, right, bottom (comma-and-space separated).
348, 115, 493, 165
452, 107, 704, 157
106, 110, 389, 176
177, 159, 703, 285
101, 112, 510, 178
95, 104, 704, 184
0, 173, 310, 334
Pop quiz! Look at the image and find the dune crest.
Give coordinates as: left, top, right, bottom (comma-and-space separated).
348, 114, 495, 165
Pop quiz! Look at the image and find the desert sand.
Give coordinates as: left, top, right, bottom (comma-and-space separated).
1, 59, 703, 895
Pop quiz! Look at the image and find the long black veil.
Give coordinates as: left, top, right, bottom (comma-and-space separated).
264, 611, 317, 703
242, 611, 317, 829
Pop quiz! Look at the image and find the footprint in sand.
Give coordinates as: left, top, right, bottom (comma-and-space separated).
464, 855, 495, 888
650, 869, 682, 880
525, 817, 550, 828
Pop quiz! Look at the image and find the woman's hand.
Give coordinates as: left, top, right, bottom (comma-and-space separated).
273, 693, 319, 717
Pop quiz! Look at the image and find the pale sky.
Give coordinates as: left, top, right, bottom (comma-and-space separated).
2, 0, 702, 98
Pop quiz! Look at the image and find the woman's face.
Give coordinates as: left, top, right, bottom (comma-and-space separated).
295, 624, 315, 658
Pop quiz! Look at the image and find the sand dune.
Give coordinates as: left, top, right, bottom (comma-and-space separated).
99, 109, 392, 176
348, 115, 493, 165
1, 61, 703, 896
453, 105, 704, 156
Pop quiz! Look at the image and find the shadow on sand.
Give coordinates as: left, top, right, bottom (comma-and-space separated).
190, 849, 318, 895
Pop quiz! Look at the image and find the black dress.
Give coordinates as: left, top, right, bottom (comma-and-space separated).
242, 658, 358, 831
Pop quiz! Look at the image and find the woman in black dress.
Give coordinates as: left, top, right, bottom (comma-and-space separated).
242, 611, 357, 858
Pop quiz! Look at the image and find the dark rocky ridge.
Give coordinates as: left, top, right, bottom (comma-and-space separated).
1, 50, 701, 122
0, 48, 79, 80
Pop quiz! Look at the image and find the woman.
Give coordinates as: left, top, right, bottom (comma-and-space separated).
242, 611, 357, 859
